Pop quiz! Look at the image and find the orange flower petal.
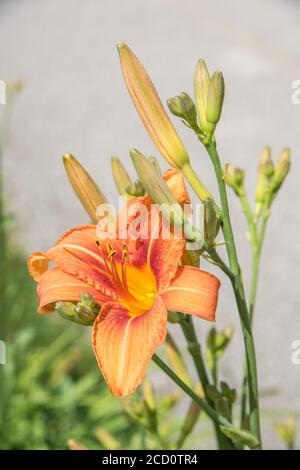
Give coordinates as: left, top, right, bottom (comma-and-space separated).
37, 267, 108, 313
28, 252, 50, 281
161, 265, 220, 322
92, 295, 167, 396
48, 225, 118, 298
163, 168, 190, 206
146, 209, 185, 292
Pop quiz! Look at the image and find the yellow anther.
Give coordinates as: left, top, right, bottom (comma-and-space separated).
106, 242, 117, 258
122, 243, 128, 259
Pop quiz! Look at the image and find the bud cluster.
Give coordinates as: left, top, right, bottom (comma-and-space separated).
55, 293, 100, 326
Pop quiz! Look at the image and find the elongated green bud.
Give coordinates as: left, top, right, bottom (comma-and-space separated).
272, 148, 291, 193
255, 147, 273, 204
206, 72, 225, 126
111, 156, 132, 196
194, 59, 210, 130
194, 60, 225, 138
130, 148, 203, 245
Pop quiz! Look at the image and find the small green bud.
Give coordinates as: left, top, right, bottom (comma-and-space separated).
80, 292, 95, 309
167, 95, 183, 117
204, 199, 220, 247
55, 301, 77, 322
206, 325, 234, 370
125, 180, 145, 197
272, 148, 291, 193
179, 92, 198, 128
111, 156, 132, 196
167, 92, 198, 129
223, 163, 245, 194
55, 294, 100, 326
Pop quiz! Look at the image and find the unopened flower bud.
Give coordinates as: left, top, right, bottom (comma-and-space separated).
167, 92, 198, 129
63, 154, 107, 224
194, 59, 210, 130
206, 72, 225, 127
118, 43, 190, 169
166, 95, 183, 117
111, 156, 132, 196
55, 294, 100, 326
223, 163, 245, 194
130, 148, 204, 245
255, 147, 274, 205
204, 199, 220, 246
272, 148, 291, 193
79, 292, 96, 310
194, 60, 225, 138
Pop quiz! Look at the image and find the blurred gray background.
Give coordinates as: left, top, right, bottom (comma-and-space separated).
1, 0, 299, 448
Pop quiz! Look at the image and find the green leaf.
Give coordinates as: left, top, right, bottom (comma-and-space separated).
220, 426, 259, 449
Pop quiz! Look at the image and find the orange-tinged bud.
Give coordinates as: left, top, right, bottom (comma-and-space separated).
117, 43, 190, 169
63, 154, 107, 223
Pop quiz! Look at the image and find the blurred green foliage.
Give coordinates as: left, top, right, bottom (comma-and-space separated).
0, 217, 140, 450
0, 83, 136, 450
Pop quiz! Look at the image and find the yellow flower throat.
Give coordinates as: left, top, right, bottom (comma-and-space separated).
105, 243, 157, 317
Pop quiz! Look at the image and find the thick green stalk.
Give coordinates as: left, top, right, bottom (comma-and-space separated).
204, 141, 262, 447
180, 315, 234, 449
152, 353, 233, 430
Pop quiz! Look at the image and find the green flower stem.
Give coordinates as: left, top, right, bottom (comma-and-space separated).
181, 162, 221, 216
204, 141, 262, 447
179, 315, 235, 449
152, 353, 233, 430
239, 194, 272, 426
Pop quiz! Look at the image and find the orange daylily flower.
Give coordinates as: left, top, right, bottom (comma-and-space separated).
28, 172, 220, 397
28, 223, 219, 396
